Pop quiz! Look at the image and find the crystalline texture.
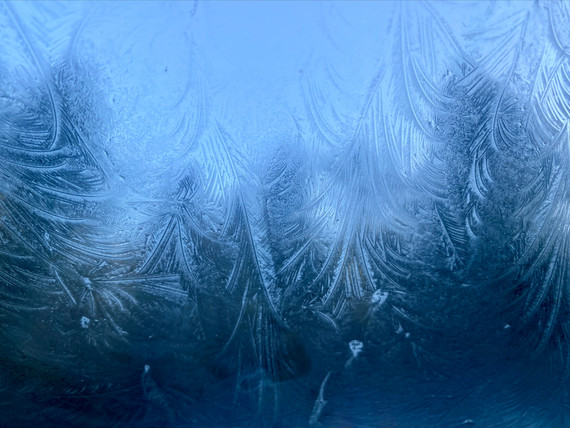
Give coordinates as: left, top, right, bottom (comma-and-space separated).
0, 1, 569, 427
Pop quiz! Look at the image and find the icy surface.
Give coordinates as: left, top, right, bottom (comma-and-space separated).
0, 1, 569, 426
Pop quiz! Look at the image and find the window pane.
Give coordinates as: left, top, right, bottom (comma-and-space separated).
0, 1, 568, 426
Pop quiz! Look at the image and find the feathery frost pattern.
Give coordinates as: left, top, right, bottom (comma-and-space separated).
0, 1, 569, 427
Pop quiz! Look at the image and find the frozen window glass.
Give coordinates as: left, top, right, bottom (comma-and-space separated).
0, 1, 569, 426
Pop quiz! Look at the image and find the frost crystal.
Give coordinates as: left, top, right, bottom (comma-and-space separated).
0, 1, 569, 427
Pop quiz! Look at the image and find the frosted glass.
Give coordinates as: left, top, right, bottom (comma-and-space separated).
0, 1, 569, 426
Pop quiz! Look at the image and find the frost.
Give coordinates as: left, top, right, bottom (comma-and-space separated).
345, 339, 364, 369
0, 1, 569, 427
309, 371, 331, 427
370, 289, 388, 305
348, 339, 363, 358
80, 316, 90, 329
